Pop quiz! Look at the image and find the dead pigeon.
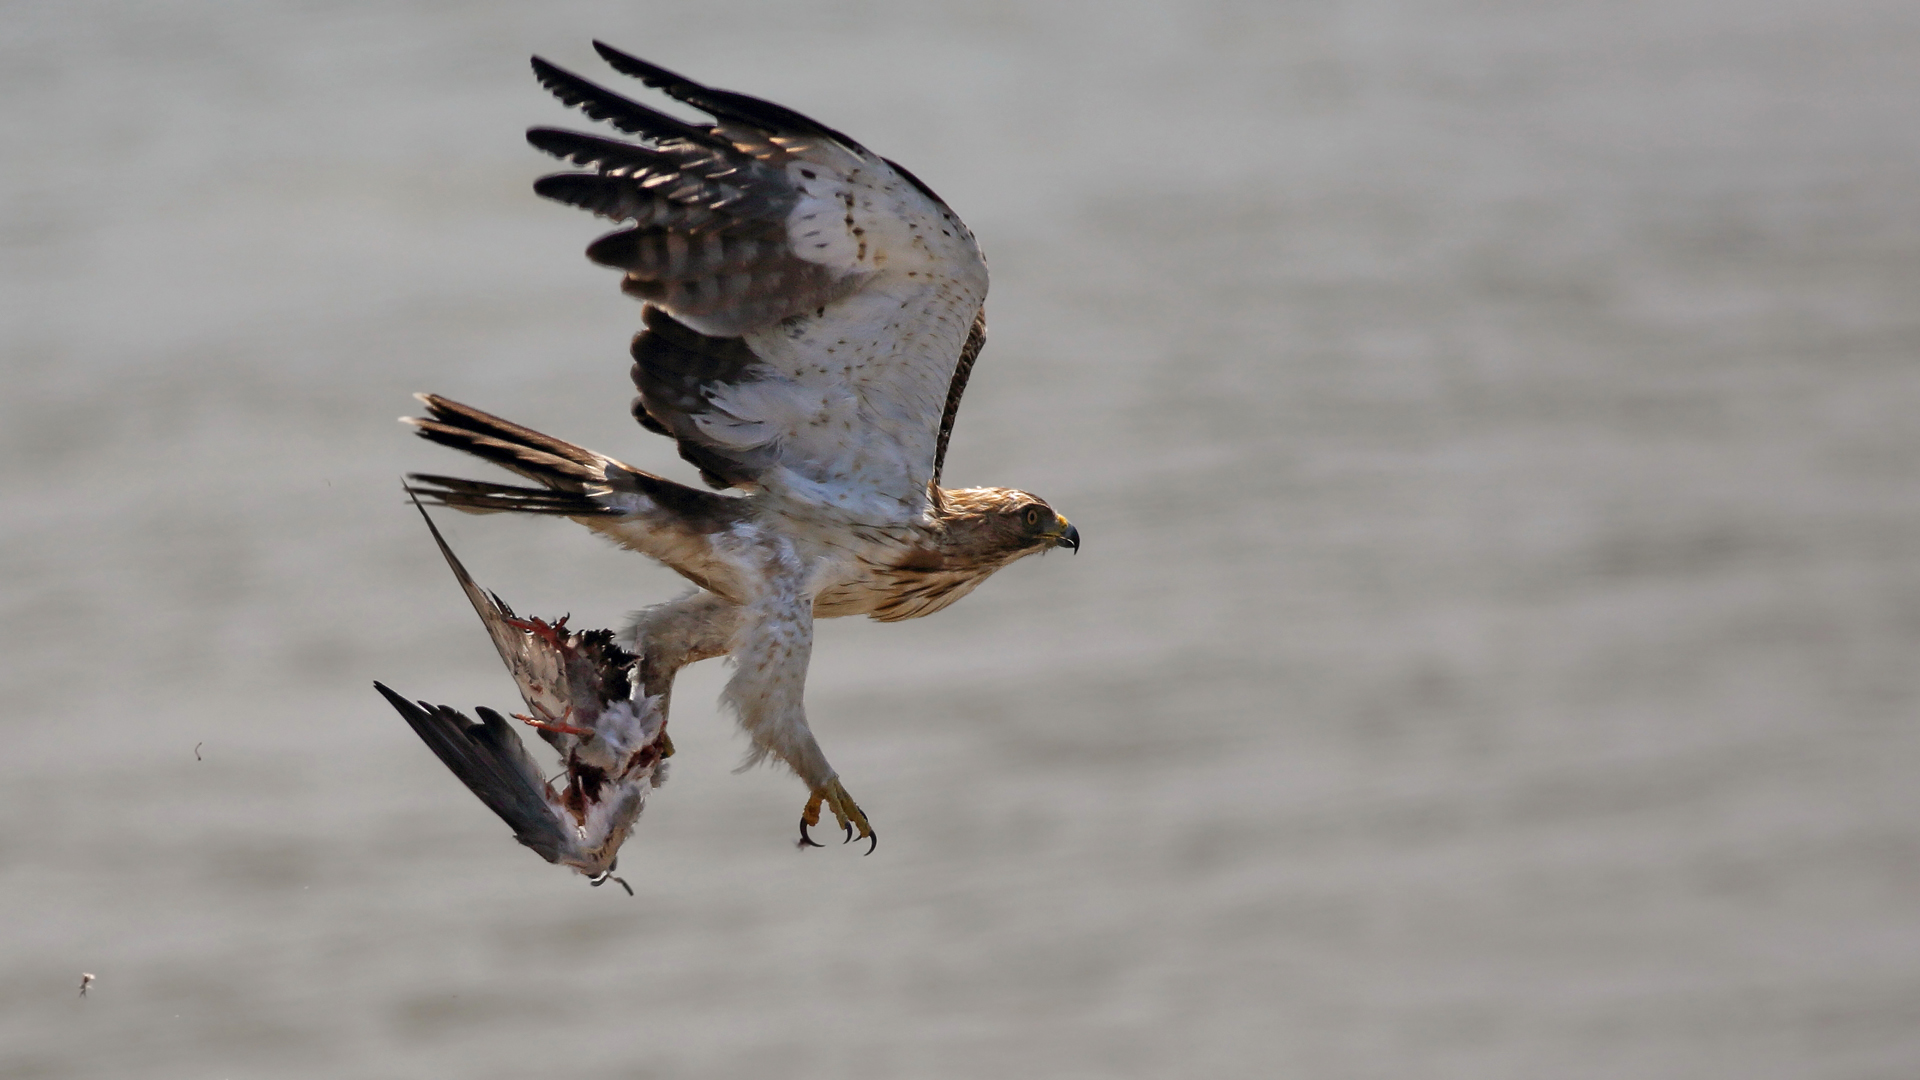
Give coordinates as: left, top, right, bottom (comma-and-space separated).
375, 495, 669, 891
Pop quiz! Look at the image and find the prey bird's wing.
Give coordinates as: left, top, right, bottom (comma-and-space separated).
407, 491, 577, 727
531, 43, 991, 519
374, 685, 577, 864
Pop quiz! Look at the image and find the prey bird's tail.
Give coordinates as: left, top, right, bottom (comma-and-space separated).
405, 394, 686, 518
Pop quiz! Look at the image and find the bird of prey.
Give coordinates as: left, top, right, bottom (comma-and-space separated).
376, 496, 667, 890
406, 42, 1079, 852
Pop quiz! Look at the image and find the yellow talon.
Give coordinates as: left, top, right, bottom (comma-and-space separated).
799, 778, 875, 854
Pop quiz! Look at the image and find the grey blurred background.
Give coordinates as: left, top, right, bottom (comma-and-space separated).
4, 1, 1918, 1077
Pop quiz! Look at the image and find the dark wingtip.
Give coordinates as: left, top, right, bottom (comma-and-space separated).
528, 55, 566, 91
525, 127, 574, 159
592, 40, 676, 87
528, 54, 726, 147
372, 680, 414, 711
585, 39, 861, 148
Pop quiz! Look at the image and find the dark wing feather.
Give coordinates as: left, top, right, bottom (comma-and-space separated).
525, 127, 679, 173
628, 306, 776, 489
527, 56, 848, 339
530, 57, 729, 149
590, 41, 861, 148
530, 174, 725, 232
931, 308, 988, 487
375, 684, 574, 864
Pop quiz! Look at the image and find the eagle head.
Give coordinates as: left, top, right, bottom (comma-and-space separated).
937, 486, 1079, 560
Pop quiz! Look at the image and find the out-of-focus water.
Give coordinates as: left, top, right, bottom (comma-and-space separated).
4, 2, 1919, 1076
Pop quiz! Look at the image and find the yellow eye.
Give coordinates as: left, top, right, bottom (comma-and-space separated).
1024, 506, 1042, 527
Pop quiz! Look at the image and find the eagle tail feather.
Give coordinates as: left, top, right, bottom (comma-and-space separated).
411, 394, 601, 469
404, 394, 735, 523
404, 393, 612, 490
404, 473, 616, 517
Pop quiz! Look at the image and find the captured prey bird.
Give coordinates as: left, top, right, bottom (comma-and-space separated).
405, 42, 1080, 852
375, 496, 668, 891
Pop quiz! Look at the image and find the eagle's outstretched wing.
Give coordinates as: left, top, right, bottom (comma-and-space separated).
530, 43, 991, 520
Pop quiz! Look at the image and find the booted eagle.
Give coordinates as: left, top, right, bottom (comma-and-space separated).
405, 43, 1078, 852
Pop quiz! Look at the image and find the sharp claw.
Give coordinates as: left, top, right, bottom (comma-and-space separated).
800, 781, 875, 853
588, 870, 633, 895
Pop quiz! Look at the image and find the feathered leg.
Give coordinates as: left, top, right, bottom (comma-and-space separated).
622, 590, 740, 712
625, 586, 869, 850
715, 552, 874, 852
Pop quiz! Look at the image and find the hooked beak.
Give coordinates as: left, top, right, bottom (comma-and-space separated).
1053, 518, 1080, 554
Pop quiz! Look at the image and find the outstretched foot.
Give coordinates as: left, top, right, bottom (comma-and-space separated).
798, 778, 876, 855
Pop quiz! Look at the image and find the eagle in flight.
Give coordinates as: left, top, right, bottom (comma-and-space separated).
399, 42, 1079, 856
